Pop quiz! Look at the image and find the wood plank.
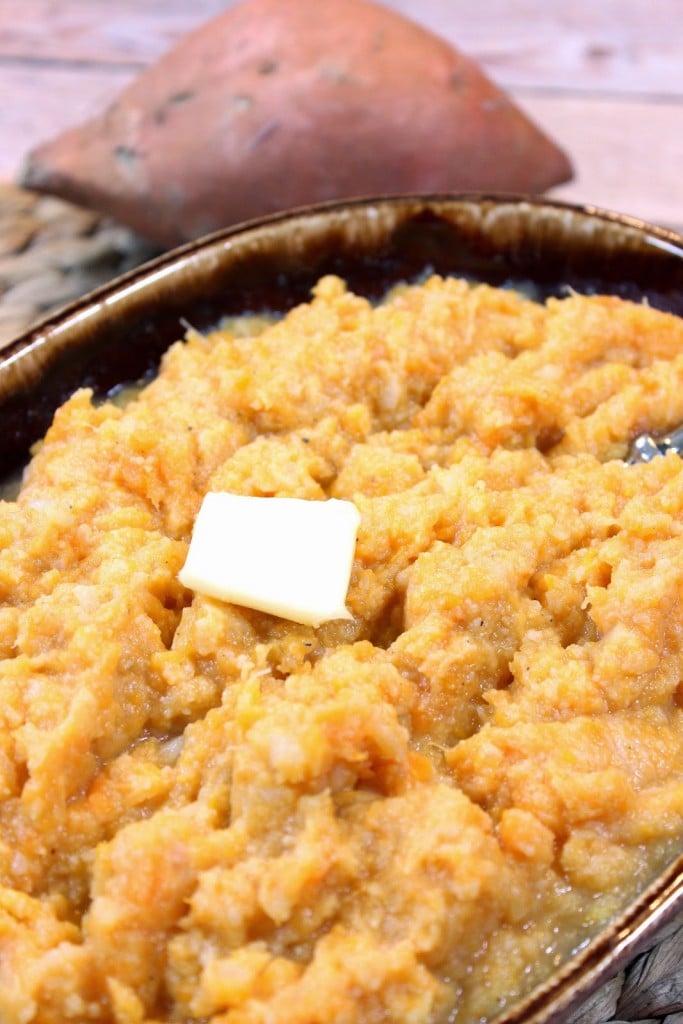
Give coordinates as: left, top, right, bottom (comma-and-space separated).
0, 0, 681, 95
520, 94, 683, 232
0, 0, 229, 66
0, 0, 228, 65
390, 0, 683, 95
0, 65, 135, 179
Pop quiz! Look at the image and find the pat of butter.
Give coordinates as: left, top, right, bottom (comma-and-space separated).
179, 493, 361, 627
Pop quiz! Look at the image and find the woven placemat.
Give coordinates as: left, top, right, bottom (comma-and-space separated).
568, 913, 683, 1024
0, 181, 682, 1024
0, 182, 159, 347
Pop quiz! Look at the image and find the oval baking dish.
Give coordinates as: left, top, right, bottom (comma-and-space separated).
1, 194, 683, 1024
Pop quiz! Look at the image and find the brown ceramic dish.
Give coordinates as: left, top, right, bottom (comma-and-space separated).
3, 194, 683, 1024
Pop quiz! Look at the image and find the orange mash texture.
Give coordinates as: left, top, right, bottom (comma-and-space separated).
1, 275, 683, 1023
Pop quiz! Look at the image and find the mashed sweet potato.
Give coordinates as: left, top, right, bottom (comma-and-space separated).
1, 275, 683, 1024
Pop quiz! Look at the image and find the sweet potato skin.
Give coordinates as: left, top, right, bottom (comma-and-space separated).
21, 0, 572, 247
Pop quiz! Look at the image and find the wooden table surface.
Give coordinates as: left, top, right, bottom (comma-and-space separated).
1, 0, 682, 234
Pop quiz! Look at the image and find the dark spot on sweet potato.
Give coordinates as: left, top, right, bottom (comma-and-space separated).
259, 58, 278, 75
371, 30, 386, 52
449, 70, 467, 92
153, 89, 196, 125
169, 89, 196, 105
248, 119, 279, 150
114, 144, 139, 165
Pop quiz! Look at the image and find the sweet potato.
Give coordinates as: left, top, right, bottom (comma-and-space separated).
20, 0, 572, 248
